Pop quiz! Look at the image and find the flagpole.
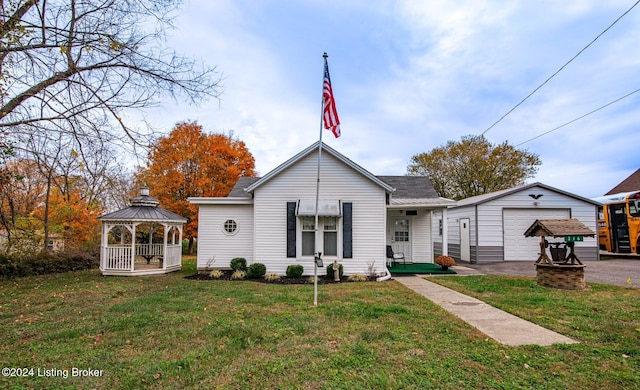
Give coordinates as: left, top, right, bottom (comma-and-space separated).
313, 53, 328, 306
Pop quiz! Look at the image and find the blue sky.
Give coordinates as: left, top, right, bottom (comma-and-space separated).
138, 0, 640, 198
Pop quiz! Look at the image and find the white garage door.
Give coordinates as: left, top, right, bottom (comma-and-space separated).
503, 209, 570, 261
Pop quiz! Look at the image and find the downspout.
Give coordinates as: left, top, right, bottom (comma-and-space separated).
377, 265, 392, 282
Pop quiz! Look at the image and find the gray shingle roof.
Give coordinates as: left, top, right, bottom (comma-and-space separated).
229, 177, 260, 197
377, 176, 439, 199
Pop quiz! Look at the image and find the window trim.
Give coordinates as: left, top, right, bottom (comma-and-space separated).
222, 219, 239, 236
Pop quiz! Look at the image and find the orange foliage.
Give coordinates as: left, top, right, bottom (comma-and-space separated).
136, 121, 256, 241
31, 187, 103, 248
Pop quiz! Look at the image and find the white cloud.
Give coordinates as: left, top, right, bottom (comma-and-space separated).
133, 0, 640, 198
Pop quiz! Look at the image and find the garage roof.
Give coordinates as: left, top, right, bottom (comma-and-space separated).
455, 182, 600, 207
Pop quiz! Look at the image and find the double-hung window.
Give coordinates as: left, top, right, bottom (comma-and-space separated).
323, 217, 338, 256
300, 216, 338, 257
301, 217, 315, 256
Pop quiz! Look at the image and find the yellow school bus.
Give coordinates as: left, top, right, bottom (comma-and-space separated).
593, 191, 640, 253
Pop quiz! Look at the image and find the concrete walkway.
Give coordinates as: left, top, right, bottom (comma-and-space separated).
394, 275, 578, 347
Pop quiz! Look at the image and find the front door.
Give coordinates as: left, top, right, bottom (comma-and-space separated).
391, 217, 411, 261
460, 218, 470, 262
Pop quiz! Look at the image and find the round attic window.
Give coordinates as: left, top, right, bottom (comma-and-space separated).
223, 219, 238, 235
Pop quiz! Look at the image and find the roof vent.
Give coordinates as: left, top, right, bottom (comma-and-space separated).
130, 186, 159, 207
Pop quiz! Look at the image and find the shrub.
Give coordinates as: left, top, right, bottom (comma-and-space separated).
435, 255, 456, 267
348, 273, 368, 282
230, 257, 247, 271
247, 263, 267, 279
264, 273, 281, 283
231, 270, 246, 280
286, 264, 304, 278
0, 250, 98, 279
209, 269, 224, 279
325, 262, 343, 279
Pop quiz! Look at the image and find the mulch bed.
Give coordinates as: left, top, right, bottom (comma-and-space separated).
185, 271, 376, 284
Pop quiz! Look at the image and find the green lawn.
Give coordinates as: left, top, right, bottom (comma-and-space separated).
0, 257, 638, 389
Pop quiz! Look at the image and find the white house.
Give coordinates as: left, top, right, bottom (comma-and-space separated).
188, 142, 455, 276
432, 182, 600, 263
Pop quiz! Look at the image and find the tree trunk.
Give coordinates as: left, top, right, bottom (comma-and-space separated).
188, 237, 195, 255
42, 176, 52, 253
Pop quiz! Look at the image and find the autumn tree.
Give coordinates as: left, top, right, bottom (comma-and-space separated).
136, 121, 256, 253
407, 135, 541, 200
0, 155, 105, 253
0, 0, 221, 155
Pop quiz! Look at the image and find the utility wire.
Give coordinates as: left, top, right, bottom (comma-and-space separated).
481, 0, 640, 136
515, 87, 640, 146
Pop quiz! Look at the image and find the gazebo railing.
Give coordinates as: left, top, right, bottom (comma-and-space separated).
101, 243, 182, 271
102, 245, 133, 270
165, 245, 181, 268
135, 244, 164, 258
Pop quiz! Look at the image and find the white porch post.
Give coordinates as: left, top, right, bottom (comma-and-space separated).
131, 223, 137, 271
162, 223, 168, 270
100, 223, 107, 270
442, 208, 449, 256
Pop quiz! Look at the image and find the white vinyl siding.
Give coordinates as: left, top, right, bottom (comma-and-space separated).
196, 204, 254, 270
253, 150, 387, 276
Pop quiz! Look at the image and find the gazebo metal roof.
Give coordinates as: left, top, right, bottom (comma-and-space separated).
99, 188, 187, 223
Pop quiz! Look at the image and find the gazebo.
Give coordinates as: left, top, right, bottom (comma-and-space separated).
99, 187, 187, 276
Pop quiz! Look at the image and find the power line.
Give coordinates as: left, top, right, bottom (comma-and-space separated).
481, 0, 640, 136
515, 87, 640, 147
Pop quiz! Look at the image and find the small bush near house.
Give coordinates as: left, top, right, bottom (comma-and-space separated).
209, 269, 224, 279
264, 273, 281, 282
247, 263, 267, 279
230, 257, 247, 271
286, 264, 304, 278
231, 270, 246, 280
325, 262, 343, 279
348, 273, 368, 282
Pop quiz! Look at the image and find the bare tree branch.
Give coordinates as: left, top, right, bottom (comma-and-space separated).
1, 0, 221, 155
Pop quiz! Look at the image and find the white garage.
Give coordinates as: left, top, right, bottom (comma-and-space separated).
432, 182, 599, 263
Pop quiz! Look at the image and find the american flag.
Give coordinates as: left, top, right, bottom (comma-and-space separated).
323, 58, 341, 138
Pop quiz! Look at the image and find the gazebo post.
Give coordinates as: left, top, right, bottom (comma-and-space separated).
100, 223, 106, 270
162, 223, 168, 270
131, 222, 137, 272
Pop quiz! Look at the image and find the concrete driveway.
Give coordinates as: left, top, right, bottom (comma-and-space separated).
455, 259, 640, 288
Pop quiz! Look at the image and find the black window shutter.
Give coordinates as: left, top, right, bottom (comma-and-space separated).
343, 202, 353, 258
286, 202, 296, 258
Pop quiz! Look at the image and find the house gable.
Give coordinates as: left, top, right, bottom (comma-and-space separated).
245, 141, 394, 194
